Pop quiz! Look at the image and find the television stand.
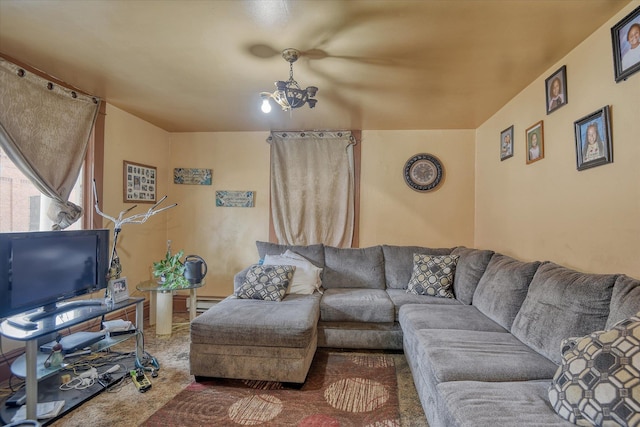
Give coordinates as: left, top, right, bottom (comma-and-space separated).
0, 298, 144, 422
7, 299, 105, 331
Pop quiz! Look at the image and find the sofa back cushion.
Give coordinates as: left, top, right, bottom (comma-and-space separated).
606, 274, 640, 329
450, 247, 494, 305
472, 254, 541, 330
323, 245, 386, 289
381, 245, 452, 289
511, 262, 617, 364
255, 241, 325, 269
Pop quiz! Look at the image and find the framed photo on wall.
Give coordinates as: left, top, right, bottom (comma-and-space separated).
109, 277, 129, 304
500, 125, 514, 161
574, 106, 613, 171
545, 65, 567, 114
525, 121, 544, 164
611, 6, 640, 82
123, 160, 156, 203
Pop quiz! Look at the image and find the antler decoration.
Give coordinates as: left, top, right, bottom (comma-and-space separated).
92, 180, 177, 280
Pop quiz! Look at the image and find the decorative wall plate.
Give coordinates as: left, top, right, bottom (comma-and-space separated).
403, 153, 443, 192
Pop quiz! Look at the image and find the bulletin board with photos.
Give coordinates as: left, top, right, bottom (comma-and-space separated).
123, 160, 157, 203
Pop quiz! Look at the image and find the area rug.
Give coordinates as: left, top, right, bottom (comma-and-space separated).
141, 350, 400, 426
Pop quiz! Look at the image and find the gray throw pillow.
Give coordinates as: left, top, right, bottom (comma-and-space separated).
235, 264, 295, 302
606, 274, 640, 329
382, 245, 452, 289
406, 254, 459, 298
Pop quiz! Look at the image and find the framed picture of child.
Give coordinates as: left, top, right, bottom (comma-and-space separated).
545, 65, 567, 114
574, 106, 613, 171
500, 125, 514, 161
525, 121, 544, 165
611, 6, 640, 82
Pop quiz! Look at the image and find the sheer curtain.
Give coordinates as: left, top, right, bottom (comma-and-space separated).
0, 56, 100, 230
269, 130, 356, 248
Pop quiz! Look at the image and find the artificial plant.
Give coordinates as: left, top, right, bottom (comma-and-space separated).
152, 249, 190, 289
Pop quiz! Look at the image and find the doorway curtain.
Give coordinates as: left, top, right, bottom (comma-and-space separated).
269, 130, 356, 248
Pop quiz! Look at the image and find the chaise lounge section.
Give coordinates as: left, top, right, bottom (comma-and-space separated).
189, 241, 640, 426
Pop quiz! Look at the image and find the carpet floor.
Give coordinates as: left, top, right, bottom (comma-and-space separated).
43, 313, 428, 427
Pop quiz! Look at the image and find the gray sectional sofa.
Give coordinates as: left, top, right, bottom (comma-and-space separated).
189, 241, 640, 426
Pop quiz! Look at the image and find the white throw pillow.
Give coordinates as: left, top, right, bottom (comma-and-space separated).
263, 250, 322, 295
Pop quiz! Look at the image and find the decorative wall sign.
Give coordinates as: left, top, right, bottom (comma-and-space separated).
403, 153, 443, 192
216, 191, 255, 207
173, 168, 212, 185
123, 160, 156, 203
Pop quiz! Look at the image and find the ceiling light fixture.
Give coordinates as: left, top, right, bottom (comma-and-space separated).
260, 48, 318, 113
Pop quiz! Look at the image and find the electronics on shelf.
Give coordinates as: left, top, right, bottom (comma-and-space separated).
39, 331, 106, 354
0, 229, 110, 329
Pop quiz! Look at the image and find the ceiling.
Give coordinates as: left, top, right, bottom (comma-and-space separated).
0, 0, 631, 133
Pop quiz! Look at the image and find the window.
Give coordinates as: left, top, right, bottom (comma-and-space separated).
0, 146, 83, 232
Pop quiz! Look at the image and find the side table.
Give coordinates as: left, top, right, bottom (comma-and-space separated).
136, 280, 204, 335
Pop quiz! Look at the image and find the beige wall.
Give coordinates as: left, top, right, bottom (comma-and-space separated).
102, 104, 172, 296
167, 130, 476, 297
475, 3, 640, 278
359, 130, 475, 248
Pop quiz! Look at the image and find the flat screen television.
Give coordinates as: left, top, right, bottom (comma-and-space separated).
0, 229, 110, 329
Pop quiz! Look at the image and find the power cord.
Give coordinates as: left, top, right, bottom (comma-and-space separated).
59, 365, 121, 391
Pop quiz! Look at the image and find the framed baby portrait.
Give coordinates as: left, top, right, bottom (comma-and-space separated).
545, 65, 567, 114
525, 121, 544, 165
574, 106, 613, 171
611, 6, 640, 83
500, 125, 514, 161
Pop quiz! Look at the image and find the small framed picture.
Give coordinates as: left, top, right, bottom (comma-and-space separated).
574, 106, 613, 171
526, 121, 544, 164
123, 160, 156, 203
611, 6, 640, 82
545, 65, 567, 114
500, 126, 514, 161
109, 277, 130, 304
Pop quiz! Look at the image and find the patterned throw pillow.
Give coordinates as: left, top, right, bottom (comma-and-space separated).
235, 264, 296, 302
406, 254, 459, 298
548, 312, 640, 426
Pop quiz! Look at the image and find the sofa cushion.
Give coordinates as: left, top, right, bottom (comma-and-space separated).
450, 246, 494, 305
438, 380, 575, 427
511, 262, 617, 365
235, 264, 295, 301
323, 245, 386, 289
191, 293, 320, 348
386, 289, 462, 321
255, 241, 325, 269
606, 274, 640, 329
406, 254, 459, 298
382, 245, 452, 289
549, 313, 640, 426
472, 254, 541, 330
320, 288, 394, 322
410, 329, 559, 386
263, 250, 322, 295
399, 304, 507, 336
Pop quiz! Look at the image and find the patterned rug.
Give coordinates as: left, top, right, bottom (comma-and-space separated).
141, 350, 400, 426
